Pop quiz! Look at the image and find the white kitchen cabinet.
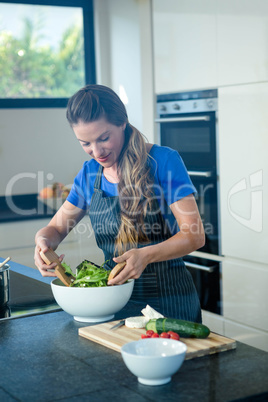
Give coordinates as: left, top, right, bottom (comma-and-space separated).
0, 219, 75, 269
152, 0, 217, 93
222, 258, 268, 333
63, 216, 104, 267
0, 246, 38, 270
0, 219, 52, 250
217, 0, 268, 86
203, 310, 268, 352
152, 0, 268, 94
218, 83, 268, 264
202, 310, 224, 335
0, 216, 103, 270
224, 318, 268, 353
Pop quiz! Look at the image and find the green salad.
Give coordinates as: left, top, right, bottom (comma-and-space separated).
62, 260, 109, 288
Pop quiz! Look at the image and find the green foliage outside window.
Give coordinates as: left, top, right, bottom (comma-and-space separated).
0, 10, 85, 99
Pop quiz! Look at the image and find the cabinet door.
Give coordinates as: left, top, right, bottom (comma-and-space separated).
217, 0, 268, 86
64, 217, 104, 267
218, 84, 268, 264
0, 219, 78, 250
0, 219, 51, 250
202, 310, 224, 335
152, 0, 217, 93
224, 319, 268, 353
222, 259, 268, 332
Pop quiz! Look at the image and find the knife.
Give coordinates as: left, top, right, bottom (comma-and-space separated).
109, 320, 125, 330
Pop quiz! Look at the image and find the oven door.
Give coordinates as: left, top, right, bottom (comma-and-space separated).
156, 111, 217, 174
183, 255, 222, 315
190, 174, 219, 255
156, 110, 219, 255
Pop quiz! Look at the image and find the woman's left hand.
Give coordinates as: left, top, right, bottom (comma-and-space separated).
108, 248, 149, 285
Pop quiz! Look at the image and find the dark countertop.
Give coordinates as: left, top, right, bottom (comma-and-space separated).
0, 262, 268, 401
0, 194, 55, 223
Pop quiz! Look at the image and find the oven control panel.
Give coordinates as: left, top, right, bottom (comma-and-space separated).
156, 88, 218, 115
157, 98, 218, 115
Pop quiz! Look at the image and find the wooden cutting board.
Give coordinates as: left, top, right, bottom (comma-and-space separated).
79, 320, 236, 360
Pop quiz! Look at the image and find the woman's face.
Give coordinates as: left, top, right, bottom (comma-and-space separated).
73, 118, 126, 168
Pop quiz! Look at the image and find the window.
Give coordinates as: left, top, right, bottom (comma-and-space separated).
0, 0, 95, 108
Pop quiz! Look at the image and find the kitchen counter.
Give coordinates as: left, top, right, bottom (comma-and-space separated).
0, 194, 54, 222
0, 265, 268, 401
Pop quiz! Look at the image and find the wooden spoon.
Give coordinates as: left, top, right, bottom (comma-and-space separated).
0, 257, 11, 269
39, 248, 75, 287
108, 262, 126, 283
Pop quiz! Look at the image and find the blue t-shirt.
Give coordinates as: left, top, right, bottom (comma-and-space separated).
67, 145, 196, 235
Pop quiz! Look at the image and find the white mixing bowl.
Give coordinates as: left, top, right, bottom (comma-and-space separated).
121, 338, 187, 386
51, 278, 134, 323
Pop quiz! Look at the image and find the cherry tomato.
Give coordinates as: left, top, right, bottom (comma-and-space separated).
167, 331, 179, 337
160, 332, 170, 338
146, 330, 155, 337
151, 333, 160, 338
169, 332, 180, 341
141, 334, 150, 339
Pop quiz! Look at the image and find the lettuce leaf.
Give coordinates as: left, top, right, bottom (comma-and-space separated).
62, 260, 109, 288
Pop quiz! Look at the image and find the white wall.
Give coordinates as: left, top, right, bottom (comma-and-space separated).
0, 0, 155, 197
94, 0, 155, 142
0, 108, 86, 196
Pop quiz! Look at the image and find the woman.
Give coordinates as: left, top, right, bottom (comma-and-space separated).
34, 84, 205, 322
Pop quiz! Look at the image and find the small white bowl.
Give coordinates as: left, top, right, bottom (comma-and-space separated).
121, 338, 187, 386
51, 278, 134, 323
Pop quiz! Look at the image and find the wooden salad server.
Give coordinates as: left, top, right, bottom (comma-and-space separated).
40, 248, 75, 287
108, 261, 126, 283
0, 257, 11, 269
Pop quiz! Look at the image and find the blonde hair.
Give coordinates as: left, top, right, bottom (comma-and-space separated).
116, 123, 153, 255
66, 85, 154, 255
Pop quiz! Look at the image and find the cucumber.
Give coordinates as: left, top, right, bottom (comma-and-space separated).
145, 318, 210, 338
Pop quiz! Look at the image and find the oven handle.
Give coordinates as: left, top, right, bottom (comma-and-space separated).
188, 170, 212, 178
184, 261, 217, 273
155, 116, 210, 123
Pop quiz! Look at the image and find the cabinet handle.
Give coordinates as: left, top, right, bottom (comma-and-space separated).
155, 116, 210, 123
188, 171, 212, 178
184, 261, 217, 273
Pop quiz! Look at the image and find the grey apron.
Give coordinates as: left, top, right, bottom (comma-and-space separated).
89, 165, 202, 322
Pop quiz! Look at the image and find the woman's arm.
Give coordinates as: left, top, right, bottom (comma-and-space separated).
109, 194, 205, 284
34, 200, 86, 276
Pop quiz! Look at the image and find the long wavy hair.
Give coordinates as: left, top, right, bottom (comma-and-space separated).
66, 84, 154, 255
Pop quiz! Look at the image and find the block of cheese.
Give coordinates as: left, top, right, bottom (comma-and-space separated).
141, 304, 164, 319
125, 316, 150, 329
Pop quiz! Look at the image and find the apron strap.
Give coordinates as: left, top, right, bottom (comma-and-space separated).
94, 165, 103, 190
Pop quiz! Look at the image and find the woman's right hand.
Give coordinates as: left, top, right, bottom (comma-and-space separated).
34, 201, 85, 277
34, 236, 64, 277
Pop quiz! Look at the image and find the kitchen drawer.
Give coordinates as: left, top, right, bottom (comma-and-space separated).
0, 246, 38, 270
0, 219, 77, 250
202, 311, 224, 335
0, 220, 51, 250
222, 259, 268, 332
224, 318, 268, 353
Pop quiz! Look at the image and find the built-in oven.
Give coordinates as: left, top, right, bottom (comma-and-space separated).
183, 256, 221, 315
155, 89, 222, 315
